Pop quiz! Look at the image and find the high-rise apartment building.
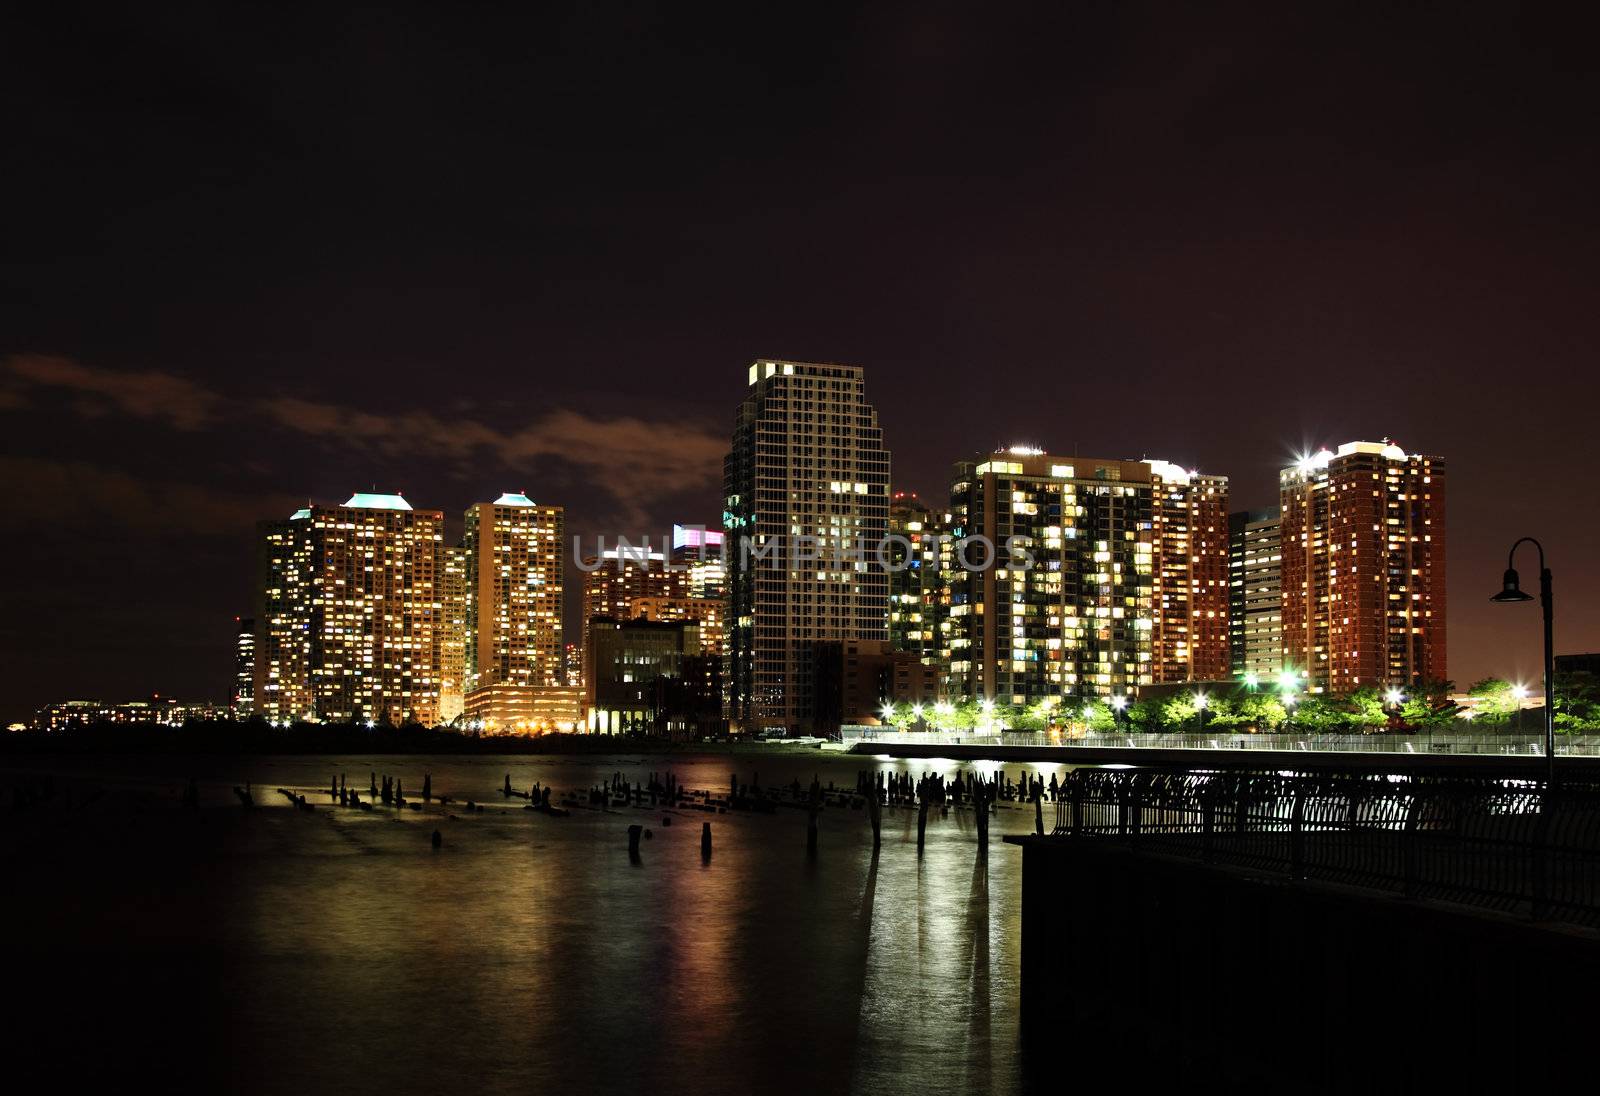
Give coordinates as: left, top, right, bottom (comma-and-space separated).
1148, 462, 1231, 682
947, 451, 1153, 705
945, 451, 1229, 706
580, 545, 690, 658
232, 616, 255, 717
1228, 508, 1283, 681
888, 492, 951, 669
464, 494, 564, 692
1279, 441, 1445, 693
438, 543, 469, 724
633, 594, 724, 657
254, 511, 315, 721
253, 493, 447, 724
672, 525, 727, 602
724, 359, 891, 732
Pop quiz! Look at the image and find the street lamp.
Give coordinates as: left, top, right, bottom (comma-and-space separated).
1383, 687, 1404, 734
1194, 692, 1209, 734
1282, 692, 1298, 733
1490, 538, 1555, 784
1110, 693, 1128, 732
1512, 684, 1529, 736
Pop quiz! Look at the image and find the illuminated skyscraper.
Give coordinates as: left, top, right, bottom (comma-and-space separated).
580, 544, 689, 659
1147, 462, 1231, 683
946, 451, 1228, 707
464, 494, 565, 691
438, 543, 468, 724
232, 616, 255, 718
888, 492, 951, 669
724, 359, 890, 733
254, 508, 316, 722
1279, 441, 1445, 692
947, 451, 1154, 705
254, 494, 447, 724
672, 525, 727, 602
1229, 507, 1283, 681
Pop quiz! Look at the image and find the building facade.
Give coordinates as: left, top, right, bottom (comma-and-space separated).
233, 616, 255, 717
945, 451, 1229, 707
463, 682, 583, 733
1148, 462, 1231, 683
947, 451, 1155, 706
253, 493, 447, 724
438, 543, 468, 724
812, 638, 940, 735
888, 492, 952, 670
1279, 441, 1445, 693
724, 359, 891, 732
464, 494, 564, 693
580, 546, 690, 661
1228, 507, 1283, 681
585, 617, 701, 733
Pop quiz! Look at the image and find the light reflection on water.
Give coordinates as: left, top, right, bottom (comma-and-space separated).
3, 751, 1074, 1095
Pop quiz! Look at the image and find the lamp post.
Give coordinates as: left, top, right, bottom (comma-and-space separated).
1490, 538, 1555, 785
1194, 692, 1208, 734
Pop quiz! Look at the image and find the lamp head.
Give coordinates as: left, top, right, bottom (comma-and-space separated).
1491, 567, 1534, 603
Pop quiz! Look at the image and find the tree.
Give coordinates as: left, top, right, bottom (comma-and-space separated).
1345, 686, 1388, 731
1400, 680, 1459, 727
1160, 693, 1199, 730
1237, 693, 1287, 732
1125, 695, 1165, 733
1467, 678, 1518, 722
1079, 702, 1117, 733
1554, 672, 1600, 733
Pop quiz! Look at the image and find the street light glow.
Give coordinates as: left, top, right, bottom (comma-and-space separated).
1385, 687, 1404, 706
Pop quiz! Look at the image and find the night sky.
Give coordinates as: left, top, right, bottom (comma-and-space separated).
4, 4, 1598, 722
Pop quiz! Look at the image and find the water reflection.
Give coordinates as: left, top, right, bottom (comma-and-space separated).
2, 751, 1079, 1095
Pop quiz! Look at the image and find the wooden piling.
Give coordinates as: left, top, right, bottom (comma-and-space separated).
701, 821, 712, 860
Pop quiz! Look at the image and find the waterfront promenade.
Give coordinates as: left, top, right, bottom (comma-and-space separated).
844, 728, 1600, 773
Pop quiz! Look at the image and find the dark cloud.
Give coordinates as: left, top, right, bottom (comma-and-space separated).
6, 355, 221, 430
7, 356, 726, 523
0, 455, 300, 536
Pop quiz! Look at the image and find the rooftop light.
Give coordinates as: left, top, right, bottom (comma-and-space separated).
343, 492, 412, 511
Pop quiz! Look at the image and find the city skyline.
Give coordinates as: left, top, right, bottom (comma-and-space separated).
0, 383, 1572, 723
9, 12, 1600, 1094
7, 8, 1600, 719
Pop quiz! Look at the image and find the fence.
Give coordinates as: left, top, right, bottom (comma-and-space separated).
841, 727, 1600, 756
1033, 766, 1600, 925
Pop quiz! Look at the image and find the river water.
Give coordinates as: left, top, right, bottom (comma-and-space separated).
1, 750, 1073, 1094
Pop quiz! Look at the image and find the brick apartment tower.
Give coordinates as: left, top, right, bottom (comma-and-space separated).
1279, 441, 1445, 693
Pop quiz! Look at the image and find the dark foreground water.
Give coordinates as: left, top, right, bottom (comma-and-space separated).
0, 750, 1067, 1095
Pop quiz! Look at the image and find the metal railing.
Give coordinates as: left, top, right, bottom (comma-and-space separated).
1033, 767, 1600, 925
841, 727, 1600, 756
